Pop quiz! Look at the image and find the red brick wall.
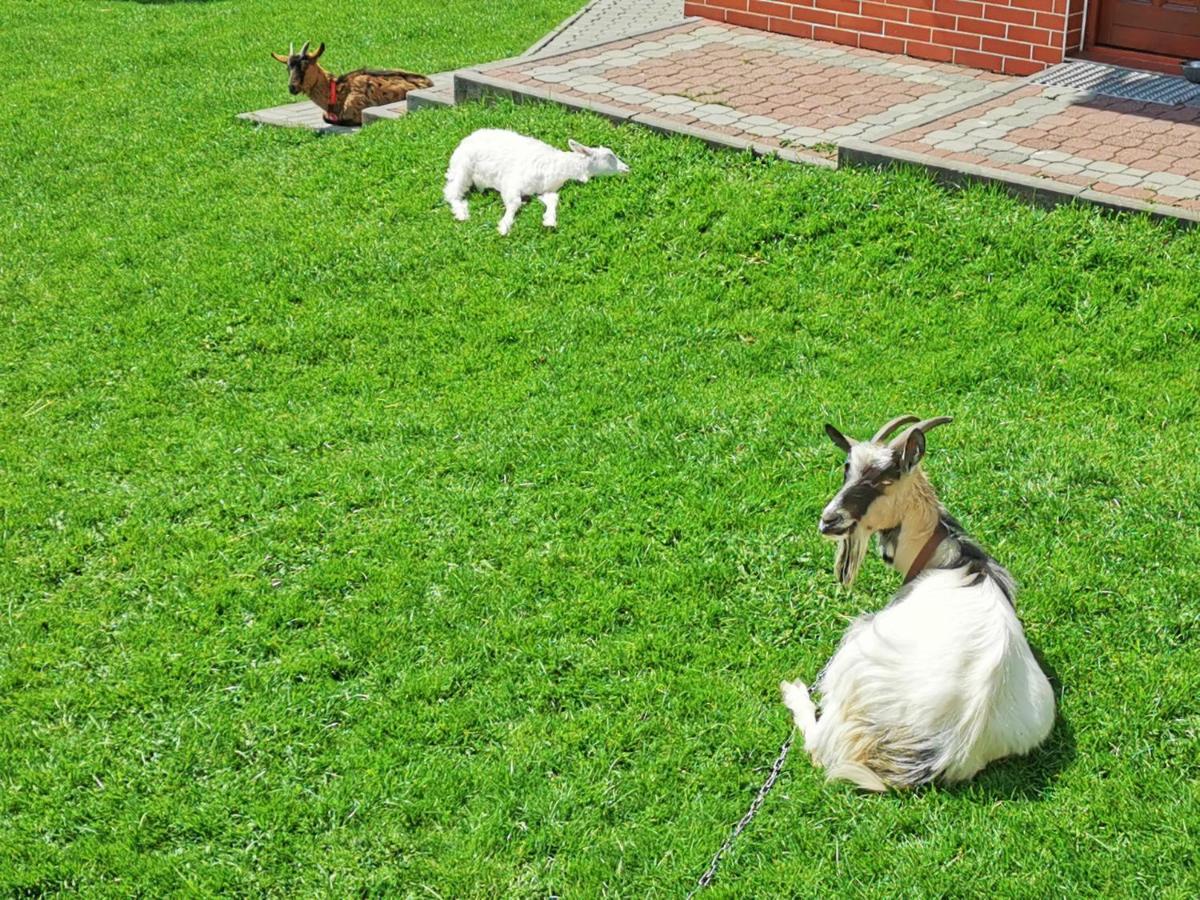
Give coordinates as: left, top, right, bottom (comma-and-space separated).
682, 0, 1073, 75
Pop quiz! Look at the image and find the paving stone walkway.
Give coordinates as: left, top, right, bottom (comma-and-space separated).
485, 20, 1014, 161
878, 84, 1200, 212
460, 17, 1200, 222
528, 0, 684, 57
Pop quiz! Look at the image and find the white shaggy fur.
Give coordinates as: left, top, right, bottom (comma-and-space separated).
782, 419, 1055, 790
783, 569, 1054, 790
443, 129, 629, 235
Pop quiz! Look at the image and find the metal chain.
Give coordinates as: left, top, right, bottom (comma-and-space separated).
686, 729, 796, 898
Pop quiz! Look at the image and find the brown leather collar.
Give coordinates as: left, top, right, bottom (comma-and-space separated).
903, 521, 948, 584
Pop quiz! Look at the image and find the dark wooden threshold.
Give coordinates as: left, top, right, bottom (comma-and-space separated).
1076, 46, 1189, 77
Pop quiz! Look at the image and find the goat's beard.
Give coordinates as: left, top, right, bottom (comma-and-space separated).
833, 526, 871, 587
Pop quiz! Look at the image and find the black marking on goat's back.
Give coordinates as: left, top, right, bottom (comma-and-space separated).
937, 510, 1017, 606
343, 67, 433, 85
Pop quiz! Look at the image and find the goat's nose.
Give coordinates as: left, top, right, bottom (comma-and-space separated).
819, 512, 849, 535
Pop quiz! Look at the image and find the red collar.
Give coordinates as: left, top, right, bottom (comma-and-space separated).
328, 78, 338, 110
903, 521, 948, 584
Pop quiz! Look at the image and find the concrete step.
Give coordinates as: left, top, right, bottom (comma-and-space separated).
361, 102, 407, 125
406, 71, 457, 112
237, 101, 358, 134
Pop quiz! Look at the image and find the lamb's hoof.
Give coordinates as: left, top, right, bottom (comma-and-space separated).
542, 220, 556, 229
453, 211, 469, 222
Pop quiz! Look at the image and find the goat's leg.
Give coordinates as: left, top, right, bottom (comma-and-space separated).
497, 189, 523, 237
339, 92, 370, 126
539, 192, 559, 229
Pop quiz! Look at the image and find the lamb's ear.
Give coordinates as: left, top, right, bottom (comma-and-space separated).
271, 52, 289, 63
568, 139, 591, 155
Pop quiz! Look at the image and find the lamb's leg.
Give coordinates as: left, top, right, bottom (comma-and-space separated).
780, 679, 817, 743
497, 189, 523, 237
539, 192, 559, 229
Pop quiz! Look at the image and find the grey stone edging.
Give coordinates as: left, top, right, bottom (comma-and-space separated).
837, 139, 1200, 225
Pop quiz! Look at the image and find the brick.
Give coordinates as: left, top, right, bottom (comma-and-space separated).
1032, 43, 1064, 64
954, 48, 1005, 70
748, 0, 792, 14
932, 28, 981, 50
706, 0, 748, 10
818, 0, 864, 13
769, 16, 815, 38
884, 20, 933, 40
683, 1, 712, 14
1008, 0, 1057, 10
908, 10, 958, 29
861, 2, 909, 22
838, 13, 885, 32
982, 36, 1034, 57
886, 0, 936, 9
984, 4, 1037, 26
1035, 12, 1067, 30
1007, 25, 1056, 47
1002, 56, 1046, 75
813, 24, 863, 45
906, 41, 956, 62
858, 32, 906, 53
936, 0, 985, 16
727, 9, 771, 27
791, 6, 839, 26
958, 16, 1006, 37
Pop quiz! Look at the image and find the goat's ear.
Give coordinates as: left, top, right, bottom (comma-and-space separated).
824, 423, 854, 454
310, 42, 325, 60
568, 139, 591, 155
271, 52, 289, 63
899, 428, 926, 472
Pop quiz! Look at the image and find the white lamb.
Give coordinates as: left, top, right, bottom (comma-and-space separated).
443, 128, 630, 236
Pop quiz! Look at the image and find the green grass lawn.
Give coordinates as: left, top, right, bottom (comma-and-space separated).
3, 1, 1200, 896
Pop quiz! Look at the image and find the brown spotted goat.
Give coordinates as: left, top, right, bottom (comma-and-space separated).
272, 42, 432, 126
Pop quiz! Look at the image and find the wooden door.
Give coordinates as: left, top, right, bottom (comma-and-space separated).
1096, 0, 1200, 59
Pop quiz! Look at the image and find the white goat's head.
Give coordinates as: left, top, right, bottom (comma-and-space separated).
819, 415, 953, 586
568, 140, 630, 177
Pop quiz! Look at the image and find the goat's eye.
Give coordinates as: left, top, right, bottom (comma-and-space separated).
879, 479, 894, 487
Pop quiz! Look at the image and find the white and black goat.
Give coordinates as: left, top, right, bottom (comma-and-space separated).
781, 416, 1055, 791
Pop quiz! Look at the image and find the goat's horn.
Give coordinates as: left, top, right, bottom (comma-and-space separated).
872, 415, 919, 444
289, 41, 295, 56
889, 416, 954, 448
300, 41, 310, 58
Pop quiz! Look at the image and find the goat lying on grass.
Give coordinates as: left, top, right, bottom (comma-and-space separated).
781, 416, 1055, 791
444, 129, 629, 236
272, 42, 432, 126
